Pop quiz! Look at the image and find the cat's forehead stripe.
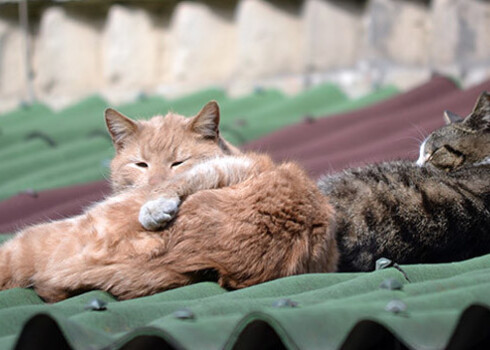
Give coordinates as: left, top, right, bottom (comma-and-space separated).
139, 113, 191, 160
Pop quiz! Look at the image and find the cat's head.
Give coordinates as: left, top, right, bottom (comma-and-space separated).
105, 101, 241, 192
417, 91, 490, 171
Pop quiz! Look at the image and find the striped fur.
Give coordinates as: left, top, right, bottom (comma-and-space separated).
319, 92, 490, 272
318, 162, 489, 271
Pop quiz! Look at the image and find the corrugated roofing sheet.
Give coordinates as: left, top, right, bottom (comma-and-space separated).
0, 231, 488, 350
0, 77, 488, 349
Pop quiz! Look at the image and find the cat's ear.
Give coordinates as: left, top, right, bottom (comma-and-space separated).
471, 91, 490, 116
189, 101, 220, 139
464, 91, 490, 130
443, 110, 463, 125
105, 108, 138, 150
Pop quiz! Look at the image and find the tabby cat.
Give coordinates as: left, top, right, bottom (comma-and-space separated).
0, 102, 337, 302
417, 91, 490, 170
318, 92, 490, 272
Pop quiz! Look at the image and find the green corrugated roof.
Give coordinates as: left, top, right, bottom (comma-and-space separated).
311, 85, 399, 117
231, 84, 399, 143
0, 230, 488, 350
0, 85, 398, 200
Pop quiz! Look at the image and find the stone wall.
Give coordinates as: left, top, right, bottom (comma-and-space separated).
0, 0, 489, 112
0, 10, 27, 112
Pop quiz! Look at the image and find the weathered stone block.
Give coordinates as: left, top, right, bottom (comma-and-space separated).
380, 66, 432, 90
33, 6, 101, 109
430, 0, 490, 72
167, 1, 235, 86
235, 0, 302, 80
302, 0, 363, 71
364, 0, 430, 66
102, 4, 162, 103
0, 15, 26, 112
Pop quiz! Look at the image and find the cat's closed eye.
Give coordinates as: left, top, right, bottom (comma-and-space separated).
429, 146, 465, 170
135, 162, 148, 168
171, 161, 185, 168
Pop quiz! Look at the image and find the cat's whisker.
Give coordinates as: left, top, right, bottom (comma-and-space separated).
395, 135, 423, 144
323, 159, 335, 174
410, 123, 429, 142
100, 168, 112, 182
407, 149, 420, 158
385, 135, 424, 151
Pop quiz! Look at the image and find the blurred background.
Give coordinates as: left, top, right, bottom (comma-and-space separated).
0, 0, 490, 228
1, 0, 490, 112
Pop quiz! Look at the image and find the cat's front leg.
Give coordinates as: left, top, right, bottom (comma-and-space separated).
139, 155, 259, 231
139, 195, 180, 230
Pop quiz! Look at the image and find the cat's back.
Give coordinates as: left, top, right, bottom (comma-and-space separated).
320, 161, 489, 197
318, 161, 490, 272
167, 153, 338, 279
184, 152, 333, 220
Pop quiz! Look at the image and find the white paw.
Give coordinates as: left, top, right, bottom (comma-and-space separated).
139, 197, 181, 231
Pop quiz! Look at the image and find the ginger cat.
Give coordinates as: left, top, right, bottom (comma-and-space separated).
0, 102, 338, 302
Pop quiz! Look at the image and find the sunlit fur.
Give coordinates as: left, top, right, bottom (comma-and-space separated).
0, 102, 337, 302
417, 91, 490, 171
107, 105, 240, 192
319, 92, 490, 272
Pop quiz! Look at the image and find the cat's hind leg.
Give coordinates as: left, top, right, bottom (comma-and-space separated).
0, 229, 38, 290
0, 220, 76, 294
31, 258, 195, 301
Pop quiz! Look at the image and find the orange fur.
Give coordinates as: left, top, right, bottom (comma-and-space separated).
0, 102, 338, 302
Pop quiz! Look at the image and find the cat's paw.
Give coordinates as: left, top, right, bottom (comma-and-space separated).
139, 197, 181, 231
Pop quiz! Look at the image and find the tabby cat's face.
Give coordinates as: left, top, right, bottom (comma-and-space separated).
105, 101, 239, 192
417, 92, 490, 171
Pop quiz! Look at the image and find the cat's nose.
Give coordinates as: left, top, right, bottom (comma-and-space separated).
148, 175, 165, 186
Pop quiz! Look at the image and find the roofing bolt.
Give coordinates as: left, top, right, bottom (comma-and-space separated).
234, 118, 247, 127
272, 298, 298, 308
20, 189, 38, 198
20, 101, 31, 109
385, 299, 407, 314
379, 278, 403, 291
376, 258, 393, 270
254, 86, 265, 94
84, 298, 107, 311
137, 91, 148, 101
302, 115, 315, 124
173, 308, 195, 320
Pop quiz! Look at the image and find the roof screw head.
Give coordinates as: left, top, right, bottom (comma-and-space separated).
254, 86, 265, 94
302, 115, 315, 124
84, 298, 108, 311
272, 298, 298, 308
385, 299, 407, 314
20, 100, 31, 109
234, 118, 247, 127
376, 257, 393, 270
379, 278, 403, 291
20, 189, 38, 198
137, 91, 148, 101
173, 308, 195, 320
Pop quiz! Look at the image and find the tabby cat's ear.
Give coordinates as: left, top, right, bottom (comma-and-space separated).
471, 91, 490, 116
190, 101, 220, 139
464, 91, 490, 130
105, 108, 138, 150
443, 110, 463, 125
